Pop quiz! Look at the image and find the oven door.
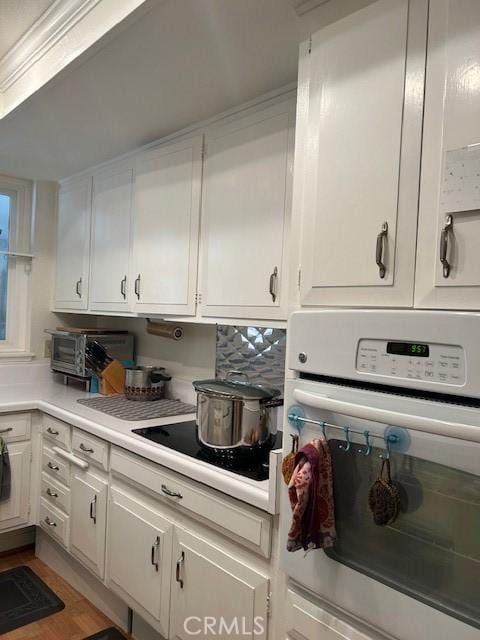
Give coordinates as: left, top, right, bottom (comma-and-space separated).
50, 333, 85, 376
280, 378, 480, 640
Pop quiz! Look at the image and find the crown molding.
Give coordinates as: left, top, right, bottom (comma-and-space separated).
0, 0, 148, 118
0, 0, 102, 92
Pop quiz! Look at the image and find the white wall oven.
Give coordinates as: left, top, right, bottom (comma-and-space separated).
280, 310, 480, 640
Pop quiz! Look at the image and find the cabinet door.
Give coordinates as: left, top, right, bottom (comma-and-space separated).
199, 99, 294, 320
170, 528, 269, 640
132, 135, 202, 316
70, 469, 107, 579
54, 176, 91, 310
0, 442, 31, 532
90, 163, 133, 312
415, 0, 480, 308
298, 0, 427, 307
106, 486, 173, 637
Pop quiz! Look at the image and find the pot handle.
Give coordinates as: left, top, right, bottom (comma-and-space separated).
263, 398, 284, 409
151, 370, 172, 383
226, 370, 249, 381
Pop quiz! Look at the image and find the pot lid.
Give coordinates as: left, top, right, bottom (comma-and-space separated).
192, 376, 281, 401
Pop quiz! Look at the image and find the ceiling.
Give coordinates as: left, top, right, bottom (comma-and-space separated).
0, 0, 301, 181
0, 0, 55, 61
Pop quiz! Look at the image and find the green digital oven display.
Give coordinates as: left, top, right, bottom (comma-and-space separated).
386, 342, 430, 357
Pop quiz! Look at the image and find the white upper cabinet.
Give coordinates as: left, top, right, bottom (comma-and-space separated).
199, 98, 295, 320
90, 163, 133, 312
297, 0, 427, 307
415, 0, 480, 309
132, 135, 203, 316
54, 176, 92, 310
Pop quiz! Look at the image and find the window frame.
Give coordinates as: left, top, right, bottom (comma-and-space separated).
0, 175, 33, 359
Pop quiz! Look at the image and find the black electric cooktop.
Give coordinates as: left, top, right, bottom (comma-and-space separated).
132, 421, 282, 482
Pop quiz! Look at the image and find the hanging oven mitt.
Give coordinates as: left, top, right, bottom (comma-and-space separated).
368, 458, 399, 526
282, 434, 299, 485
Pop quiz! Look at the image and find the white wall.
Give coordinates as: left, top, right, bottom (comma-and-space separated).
104, 316, 216, 382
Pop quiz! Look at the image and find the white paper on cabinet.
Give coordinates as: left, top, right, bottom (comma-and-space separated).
441, 144, 480, 213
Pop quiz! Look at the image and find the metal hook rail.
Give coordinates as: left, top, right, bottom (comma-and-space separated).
288, 412, 403, 458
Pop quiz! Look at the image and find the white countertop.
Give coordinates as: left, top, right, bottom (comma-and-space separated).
0, 364, 279, 513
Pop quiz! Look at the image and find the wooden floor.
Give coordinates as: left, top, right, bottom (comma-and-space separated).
0, 548, 129, 640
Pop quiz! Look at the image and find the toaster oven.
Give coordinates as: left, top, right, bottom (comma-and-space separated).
47, 330, 134, 378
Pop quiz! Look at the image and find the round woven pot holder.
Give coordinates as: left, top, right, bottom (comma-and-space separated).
282, 434, 299, 485
368, 459, 400, 526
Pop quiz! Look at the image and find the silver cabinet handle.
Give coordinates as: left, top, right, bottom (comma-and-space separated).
46, 488, 58, 498
75, 277, 82, 298
176, 551, 185, 588
46, 427, 59, 436
120, 275, 127, 299
269, 266, 278, 302
89, 495, 97, 524
161, 484, 183, 499
80, 443, 94, 453
47, 462, 60, 471
134, 274, 141, 300
44, 516, 57, 527
376, 222, 388, 279
151, 536, 160, 572
0, 427, 12, 434
440, 214, 453, 278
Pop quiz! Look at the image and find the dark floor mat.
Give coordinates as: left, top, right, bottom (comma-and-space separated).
84, 628, 127, 640
0, 564, 65, 634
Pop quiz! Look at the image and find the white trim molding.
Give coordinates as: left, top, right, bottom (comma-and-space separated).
0, 0, 148, 118
0, 0, 102, 93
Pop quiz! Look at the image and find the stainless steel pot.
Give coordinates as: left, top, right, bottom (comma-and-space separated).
193, 371, 283, 450
125, 366, 171, 401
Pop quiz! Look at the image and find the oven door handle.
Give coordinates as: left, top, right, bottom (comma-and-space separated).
293, 389, 480, 443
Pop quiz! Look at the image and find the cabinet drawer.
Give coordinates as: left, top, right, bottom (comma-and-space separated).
72, 429, 109, 471
39, 498, 69, 547
42, 416, 71, 451
0, 412, 31, 443
111, 447, 272, 558
41, 473, 70, 514
42, 446, 70, 486
286, 589, 374, 640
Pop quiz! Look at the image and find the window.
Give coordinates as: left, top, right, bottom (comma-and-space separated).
0, 176, 33, 357
0, 193, 11, 340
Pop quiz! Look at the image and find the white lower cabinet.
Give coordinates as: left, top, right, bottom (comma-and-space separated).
0, 441, 31, 532
285, 589, 373, 640
170, 528, 269, 640
70, 468, 108, 579
36, 424, 273, 640
106, 485, 173, 638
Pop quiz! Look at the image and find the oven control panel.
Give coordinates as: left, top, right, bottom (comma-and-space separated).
356, 339, 465, 385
